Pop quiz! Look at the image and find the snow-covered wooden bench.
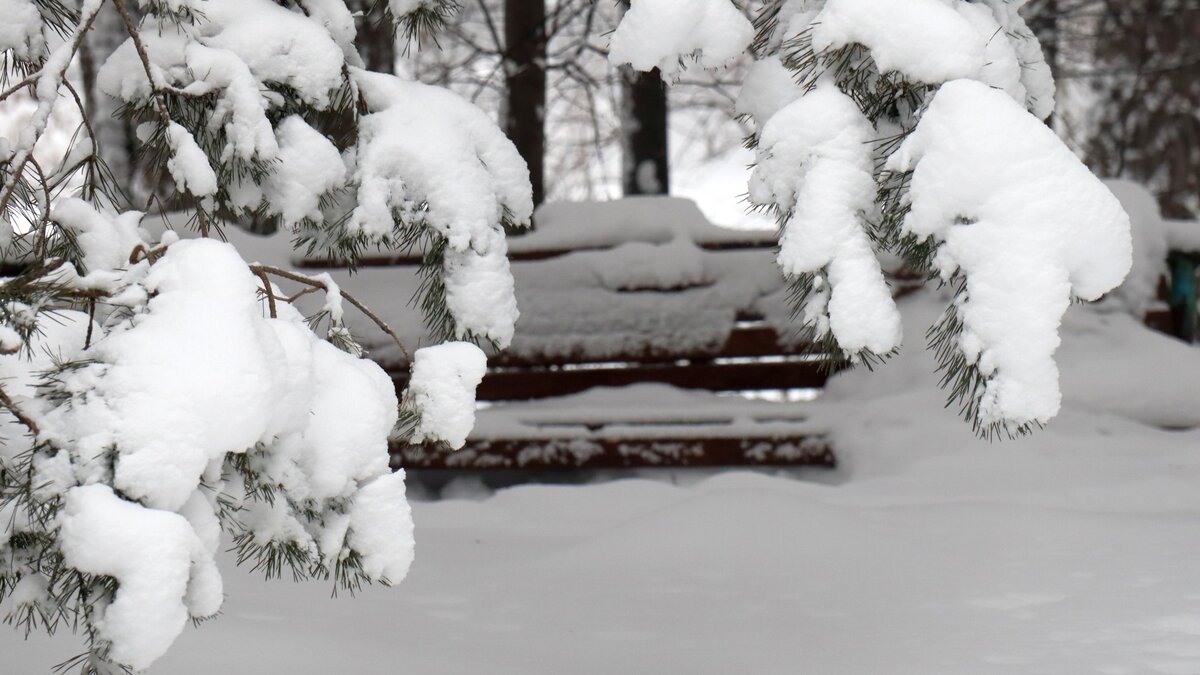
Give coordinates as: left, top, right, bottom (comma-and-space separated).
295, 190, 1196, 471
299, 198, 882, 471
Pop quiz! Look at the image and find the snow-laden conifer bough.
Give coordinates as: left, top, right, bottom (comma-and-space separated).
611, 0, 1133, 438
0, 0, 527, 671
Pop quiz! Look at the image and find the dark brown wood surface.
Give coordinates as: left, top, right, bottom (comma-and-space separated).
395, 357, 834, 402
389, 321, 838, 402
392, 435, 836, 470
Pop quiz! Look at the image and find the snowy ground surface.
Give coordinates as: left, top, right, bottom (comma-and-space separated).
6, 290, 1200, 674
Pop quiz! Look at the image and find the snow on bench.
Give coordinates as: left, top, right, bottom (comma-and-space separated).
295, 197, 866, 470
399, 384, 834, 470
300, 197, 783, 266
1105, 180, 1200, 340
255, 188, 1194, 470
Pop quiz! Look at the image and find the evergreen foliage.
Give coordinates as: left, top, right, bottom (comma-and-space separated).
0, 0, 524, 671
744, 0, 1061, 438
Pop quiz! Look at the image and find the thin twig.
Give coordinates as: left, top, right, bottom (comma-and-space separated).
128, 242, 169, 265
0, 71, 40, 104
283, 286, 321, 303
62, 80, 100, 165
146, 192, 174, 233
111, 0, 171, 128
0, 384, 39, 435
13, 256, 69, 284
111, 0, 186, 214
60, 79, 120, 206
248, 264, 413, 362
253, 267, 278, 319
85, 298, 96, 350
28, 156, 52, 256
0, 0, 106, 215
195, 207, 210, 238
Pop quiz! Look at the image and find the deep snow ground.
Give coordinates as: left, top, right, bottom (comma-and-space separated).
9, 446, 1200, 675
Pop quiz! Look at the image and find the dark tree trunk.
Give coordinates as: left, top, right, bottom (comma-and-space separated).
358, 0, 396, 73
617, 0, 669, 196
620, 66, 669, 195
79, 2, 138, 200
1085, 0, 1200, 219
503, 0, 546, 208
1026, 0, 1059, 79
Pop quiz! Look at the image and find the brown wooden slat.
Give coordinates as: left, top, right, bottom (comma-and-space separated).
391, 435, 835, 470
393, 358, 835, 401
1145, 308, 1175, 335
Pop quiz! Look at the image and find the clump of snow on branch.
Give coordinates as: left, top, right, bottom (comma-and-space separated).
96, 0, 351, 175
346, 471, 415, 582
0, 326, 20, 354
202, 0, 346, 108
812, 0, 986, 84
50, 199, 148, 286
608, 0, 754, 79
352, 70, 531, 347
45, 240, 398, 510
165, 123, 218, 197
12, 239, 412, 669
735, 57, 804, 130
301, 0, 360, 59
261, 115, 347, 229
728, 0, 1111, 433
749, 84, 901, 356
350, 72, 533, 245
403, 342, 488, 450
888, 79, 1131, 429
976, 0, 1056, 120
0, 0, 45, 60
58, 485, 217, 671
794, 0, 1055, 119
0, 313, 92, 466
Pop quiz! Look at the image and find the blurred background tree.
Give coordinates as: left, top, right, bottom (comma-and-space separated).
1027, 0, 1200, 219
398, 0, 752, 206
69, 1, 1200, 224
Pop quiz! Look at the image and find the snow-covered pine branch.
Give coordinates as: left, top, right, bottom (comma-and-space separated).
611, 0, 1133, 437
0, 0, 529, 671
